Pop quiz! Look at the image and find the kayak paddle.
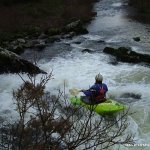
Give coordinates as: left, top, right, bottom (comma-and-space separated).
69, 88, 81, 96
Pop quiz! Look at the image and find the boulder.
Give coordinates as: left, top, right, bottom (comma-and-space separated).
121, 92, 141, 99
81, 49, 94, 53
34, 43, 46, 50
38, 33, 49, 39
9, 44, 25, 54
97, 40, 105, 43
103, 46, 150, 64
108, 57, 118, 65
133, 37, 140, 42
34, 40, 47, 50
62, 32, 76, 39
46, 35, 61, 43
6, 39, 26, 54
17, 38, 26, 43
46, 28, 62, 36
25, 40, 40, 48
63, 20, 88, 35
0, 47, 46, 74
73, 41, 81, 44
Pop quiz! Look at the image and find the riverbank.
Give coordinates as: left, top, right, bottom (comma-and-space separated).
128, 0, 150, 23
129, 0, 150, 13
0, 0, 97, 45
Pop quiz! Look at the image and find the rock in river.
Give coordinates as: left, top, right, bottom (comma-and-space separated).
103, 46, 150, 64
63, 20, 88, 35
0, 47, 46, 74
133, 37, 140, 42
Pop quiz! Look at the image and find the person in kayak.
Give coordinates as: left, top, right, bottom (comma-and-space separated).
80, 73, 108, 104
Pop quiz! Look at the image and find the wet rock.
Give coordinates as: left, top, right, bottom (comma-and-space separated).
38, 33, 48, 39
133, 37, 140, 42
24, 40, 39, 48
63, 20, 88, 35
34, 40, 47, 50
81, 49, 94, 53
62, 32, 76, 39
17, 38, 26, 43
34, 43, 46, 50
121, 92, 141, 99
74, 41, 81, 44
0, 47, 46, 74
6, 39, 26, 54
103, 46, 150, 64
46, 28, 61, 36
47, 35, 61, 43
69, 32, 76, 38
9, 44, 25, 54
108, 57, 118, 65
97, 40, 105, 43
25, 39, 47, 49
115, 92, 142, 103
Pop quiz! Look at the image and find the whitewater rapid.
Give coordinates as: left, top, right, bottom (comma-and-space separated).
0, 0, 150, 149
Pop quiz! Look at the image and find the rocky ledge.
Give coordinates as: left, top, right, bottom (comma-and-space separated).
1, 20, 88, 54
103, 47, 150, 65
0, 47, 46, 74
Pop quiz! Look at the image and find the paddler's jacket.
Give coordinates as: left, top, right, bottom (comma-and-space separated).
82, 83, 108, 103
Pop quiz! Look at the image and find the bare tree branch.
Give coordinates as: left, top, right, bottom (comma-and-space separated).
0, 72, 134, 150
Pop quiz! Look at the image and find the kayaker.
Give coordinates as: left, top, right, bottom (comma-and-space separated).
80, 73, 108, 104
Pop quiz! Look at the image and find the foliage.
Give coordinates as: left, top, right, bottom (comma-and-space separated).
0, 72, 134, 150
0, 0, 96, 42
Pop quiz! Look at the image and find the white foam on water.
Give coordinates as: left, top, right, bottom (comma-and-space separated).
106, 36, 123, 43
0, 74, 26, 120
82, 34, 104, 41
38, 50, 150, 103
41, 50, 150, 146
0, 48, 150, 145
112, 2, 122, 7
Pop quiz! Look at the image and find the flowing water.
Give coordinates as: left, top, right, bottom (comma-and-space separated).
0, 0, 150, 149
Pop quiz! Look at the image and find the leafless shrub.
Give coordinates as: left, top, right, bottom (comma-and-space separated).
0, 72, 134, 150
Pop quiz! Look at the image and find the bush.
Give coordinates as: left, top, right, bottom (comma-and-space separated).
0, 72, 134, 150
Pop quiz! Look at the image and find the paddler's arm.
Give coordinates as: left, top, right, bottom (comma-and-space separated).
80, 89, 96, 96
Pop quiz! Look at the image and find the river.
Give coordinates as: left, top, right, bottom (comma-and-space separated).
0, 0, 150, 149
